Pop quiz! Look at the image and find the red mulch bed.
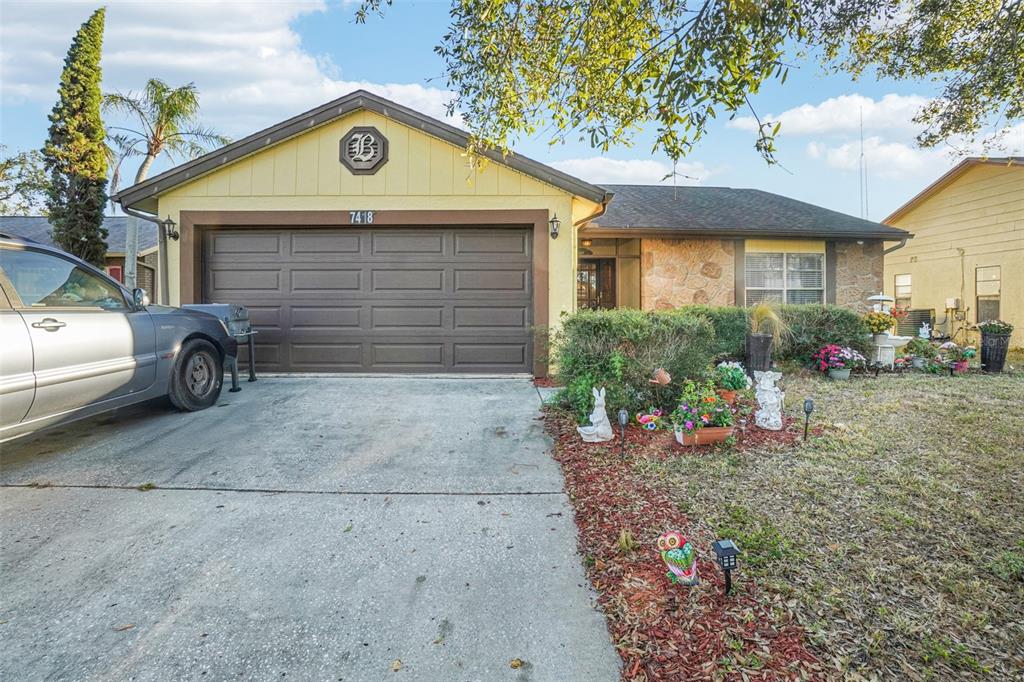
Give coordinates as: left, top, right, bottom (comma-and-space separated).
533, 376, 562, 388
546, 412, 825, 680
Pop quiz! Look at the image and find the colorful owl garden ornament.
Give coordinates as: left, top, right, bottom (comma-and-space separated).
657, 531, 699, 586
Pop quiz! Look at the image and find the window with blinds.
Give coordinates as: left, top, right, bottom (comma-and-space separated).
894, 274, 911, 308
976, 266, 1000, 322
745, 253, 824, 305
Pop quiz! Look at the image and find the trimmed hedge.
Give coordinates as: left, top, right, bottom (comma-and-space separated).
680, 304, 870, 362
553, 308, 715, 422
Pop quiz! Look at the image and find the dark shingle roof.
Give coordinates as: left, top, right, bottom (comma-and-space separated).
590, 185, 910, 239
0, 216, 159, 253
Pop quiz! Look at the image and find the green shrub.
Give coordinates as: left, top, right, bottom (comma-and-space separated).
553, 308, 716, 420
678, 304, 870, 364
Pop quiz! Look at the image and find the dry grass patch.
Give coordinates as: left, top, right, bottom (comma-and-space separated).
639, 372, 1024, 678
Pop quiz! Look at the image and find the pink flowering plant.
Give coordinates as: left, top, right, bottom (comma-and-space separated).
670, 380, 734, 434
635, 408, 667, 430
811, 344, 867, 372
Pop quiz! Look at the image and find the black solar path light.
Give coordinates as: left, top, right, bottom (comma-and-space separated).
803, 398, 814, 441
618, 408, 629, 458
712, 539, 740, 595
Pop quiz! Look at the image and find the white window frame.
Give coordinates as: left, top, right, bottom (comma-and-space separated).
744, 252, 825, 306
894, 274, 912, 308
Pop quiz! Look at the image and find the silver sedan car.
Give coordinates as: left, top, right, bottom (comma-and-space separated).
0, 234, 238, 442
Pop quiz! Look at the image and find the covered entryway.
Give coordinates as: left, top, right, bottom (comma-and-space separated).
203, 226, 533, 373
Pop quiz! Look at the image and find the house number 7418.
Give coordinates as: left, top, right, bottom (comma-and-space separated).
349, 210, 374, 224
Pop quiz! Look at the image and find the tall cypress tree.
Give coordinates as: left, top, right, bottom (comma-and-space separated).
43, 8, 108, 266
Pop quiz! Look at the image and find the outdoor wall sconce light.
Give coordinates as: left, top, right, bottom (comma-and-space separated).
580, 238, 593, 248
712, 539, 740, 595
802, 398, 814, 441
548, 213, 561, 239
618, 408, 629, 458
161, 215, 179, 241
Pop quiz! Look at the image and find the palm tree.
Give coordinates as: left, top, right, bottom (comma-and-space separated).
103, 78, 229, 194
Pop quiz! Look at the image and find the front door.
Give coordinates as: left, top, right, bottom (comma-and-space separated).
577, 259, 616, 310
0, 246, 157, 422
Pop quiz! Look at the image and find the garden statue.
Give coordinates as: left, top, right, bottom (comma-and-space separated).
753, 370, 784, 431
919, 322, 931, 339
649, 368, 672, 385
577, 387, 614, 442
657, 531, 699, 586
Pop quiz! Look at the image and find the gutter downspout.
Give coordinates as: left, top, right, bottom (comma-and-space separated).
120, 204, 169, 306
883, 238, 908, 255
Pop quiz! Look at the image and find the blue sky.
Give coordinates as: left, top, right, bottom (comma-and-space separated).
2, 0, 1022, 220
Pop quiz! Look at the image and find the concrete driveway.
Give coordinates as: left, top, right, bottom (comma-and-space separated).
0, 377, 619, 681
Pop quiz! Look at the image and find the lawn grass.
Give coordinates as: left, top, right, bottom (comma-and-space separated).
636, 370, 1024, 678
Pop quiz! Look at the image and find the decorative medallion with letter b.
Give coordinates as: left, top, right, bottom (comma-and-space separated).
339, 126, 388, 175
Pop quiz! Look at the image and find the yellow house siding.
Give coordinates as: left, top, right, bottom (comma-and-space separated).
155, 109, 600, 330
885, 164, 1024, 346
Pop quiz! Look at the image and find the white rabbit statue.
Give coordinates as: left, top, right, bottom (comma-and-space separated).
577, 387, 614, 442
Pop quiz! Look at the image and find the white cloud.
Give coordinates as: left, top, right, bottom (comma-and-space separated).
0, 1, 459, 139
805, 123, 1024, 179
730, 93, 930, 136
549, 157, 712, 185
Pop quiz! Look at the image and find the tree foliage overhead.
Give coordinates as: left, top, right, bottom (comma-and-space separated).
104, 78, 230, 195
358, 0, 1024, 162
0, 146, 50, 216
43, 7, 108, 266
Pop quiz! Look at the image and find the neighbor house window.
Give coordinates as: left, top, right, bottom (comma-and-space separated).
976, 266, 1000, 321
894, 274, 911, 309
745, 253, 824, 305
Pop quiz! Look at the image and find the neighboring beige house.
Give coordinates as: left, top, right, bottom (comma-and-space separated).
883, 157, 1023, 346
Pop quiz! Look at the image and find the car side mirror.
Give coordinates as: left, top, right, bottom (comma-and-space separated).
132, 288, 149, 307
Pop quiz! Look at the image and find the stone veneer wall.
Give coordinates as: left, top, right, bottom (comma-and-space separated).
641, 238, 735, 310
833, 240, 883, 311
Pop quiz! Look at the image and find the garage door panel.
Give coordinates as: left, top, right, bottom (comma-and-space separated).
291, 305, 362, 330
204, 227, 532, 373
291, 232, 362, 255
372, 232, 445, 255
371, 306, 444, 329
290, 343, 363, 369
290, 268, 362, 292
454, 305, 527, 328
372, 343, 445, 367
371, 268, 444, 292
454, 231, 529, 257
454, 268, 528, 293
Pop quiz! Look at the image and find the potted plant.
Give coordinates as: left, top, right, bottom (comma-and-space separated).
746, 302, 787, 373
811, 343, 866, 379
904, 337, 936, 369
975, 320, 1014, 373
713, 362, 749, 404
939, 342, 976, 373
671, 380, 735, 446
864, 311, 897, 344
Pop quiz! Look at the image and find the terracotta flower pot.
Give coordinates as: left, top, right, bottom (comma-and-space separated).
716, 389, 737, 405
953, 360, 969, 374
674, 426, 735, 446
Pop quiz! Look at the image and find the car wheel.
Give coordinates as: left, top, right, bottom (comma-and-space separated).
169, 339, 223, 411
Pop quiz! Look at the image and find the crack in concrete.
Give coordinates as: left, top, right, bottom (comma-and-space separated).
1, 483, 565, 497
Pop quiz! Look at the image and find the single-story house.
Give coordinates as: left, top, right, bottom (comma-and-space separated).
0, 215, 159, 299
112, 90, 911, 375
883, 157, 1022, 346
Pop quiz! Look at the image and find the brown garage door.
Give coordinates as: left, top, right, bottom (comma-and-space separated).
203, 227, 533, 373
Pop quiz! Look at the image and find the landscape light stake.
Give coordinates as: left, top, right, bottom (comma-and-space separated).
712, 539, 740, 596
617, 408, 629, 458
803, 399, 814, 441
874, 361, 883, 378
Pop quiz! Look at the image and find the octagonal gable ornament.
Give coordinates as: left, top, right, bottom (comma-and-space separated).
340, 126, 388, 175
